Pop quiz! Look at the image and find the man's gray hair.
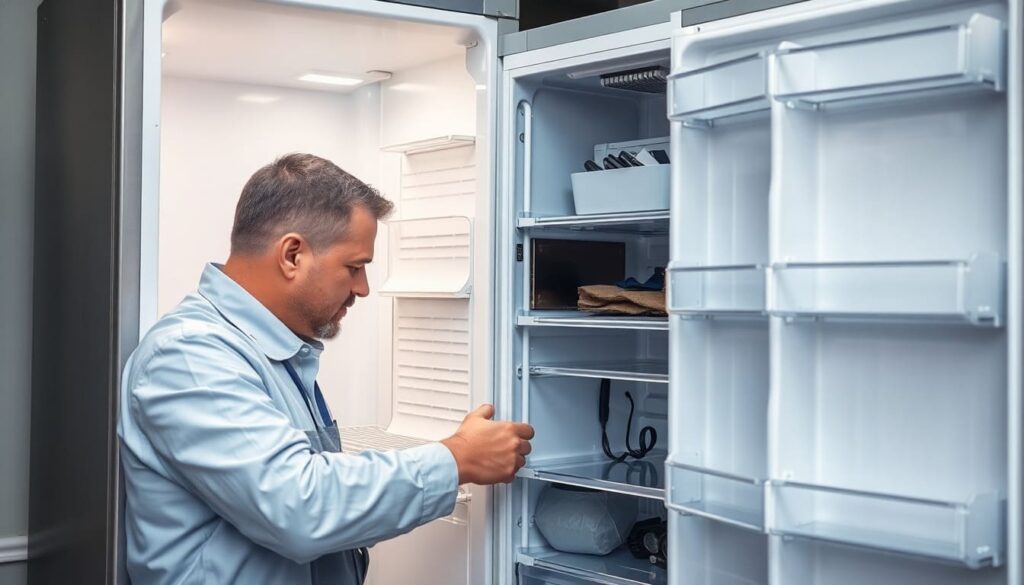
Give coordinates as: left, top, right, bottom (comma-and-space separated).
230, 153, 393, 254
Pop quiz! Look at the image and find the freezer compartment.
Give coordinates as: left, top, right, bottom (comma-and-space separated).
525, 327, 668, 384
516, 484, 667, 585
770, 481, 1004, 568
767, 254, 1005, 326
519, 227, 668, 319
519, 329, 668, 499
666, 461, 765, 532
771, 14, 1006, 108
669, 52, 770, 126
667, 264, 766, 316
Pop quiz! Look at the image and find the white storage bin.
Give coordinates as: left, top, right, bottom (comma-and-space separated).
570, 165, 670, 215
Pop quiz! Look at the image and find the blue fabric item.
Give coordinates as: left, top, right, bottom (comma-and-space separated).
615, 270, 665, 291
118, 263, 458, 584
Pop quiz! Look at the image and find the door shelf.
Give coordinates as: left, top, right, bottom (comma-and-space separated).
667, 264, 766, 316
771, 13, 1006, 108
767, 254, 1005, 326
519, 453, 667, 500
666, 460, 766, 533
518, 211, 670, 236
669, 52, 770, 127
380, 134, 475, 155
379, 216, 473, 298
518, 547, 666, 585
529, 361, 668, 384
518, 313, 669, 331
770, 480, 1004, 569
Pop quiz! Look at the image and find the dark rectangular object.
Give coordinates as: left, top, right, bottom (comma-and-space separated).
531, 239, 626, 310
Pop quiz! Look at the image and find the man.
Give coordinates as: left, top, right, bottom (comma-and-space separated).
118, 153, 534, 584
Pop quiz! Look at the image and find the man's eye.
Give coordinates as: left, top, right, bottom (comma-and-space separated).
349, 266, 362, 275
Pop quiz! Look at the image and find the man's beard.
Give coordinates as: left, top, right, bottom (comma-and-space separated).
313, 318, 341, 340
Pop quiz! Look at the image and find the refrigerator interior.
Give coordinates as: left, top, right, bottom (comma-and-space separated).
504, 44, 674, 584
666, 1, 1013, 584
146, 1, 493, 584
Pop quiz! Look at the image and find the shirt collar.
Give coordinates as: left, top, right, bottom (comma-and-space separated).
197, 263, 323, 362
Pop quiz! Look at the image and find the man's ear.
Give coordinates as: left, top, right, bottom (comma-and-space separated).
277, 233, 307, 280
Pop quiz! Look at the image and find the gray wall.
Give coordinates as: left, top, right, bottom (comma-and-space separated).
0, 0, 40, 583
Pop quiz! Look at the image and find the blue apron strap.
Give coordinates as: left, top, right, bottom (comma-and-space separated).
312, 381, 333, 426
281, 360, 333, 428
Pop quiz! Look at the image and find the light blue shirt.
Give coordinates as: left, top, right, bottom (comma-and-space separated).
118, 263, 458, 584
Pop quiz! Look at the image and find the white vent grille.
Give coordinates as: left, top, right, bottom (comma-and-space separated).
379, 217, 472, 298
399, 144, 475, 219
390, 298, 471, 438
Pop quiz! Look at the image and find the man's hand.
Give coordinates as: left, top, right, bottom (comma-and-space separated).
440, 404, 535, 485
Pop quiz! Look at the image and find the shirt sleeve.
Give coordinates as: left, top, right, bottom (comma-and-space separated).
129, 328, 459, 564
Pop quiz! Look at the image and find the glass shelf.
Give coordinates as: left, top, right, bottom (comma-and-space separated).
518, 211, 670, 236
669, 52, 770, 127
518, 546, 666, 585
770, 480, 1004, 568
772, 14, 1006, 108
518, 313, 669, 331
667, 264, 766, 316
666, 460, 766, 532
529, 361, 668, 384
767, 254, 1005, 326
519, 453, 667, 500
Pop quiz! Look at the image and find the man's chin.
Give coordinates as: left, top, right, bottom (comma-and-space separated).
313, 320, 341, 340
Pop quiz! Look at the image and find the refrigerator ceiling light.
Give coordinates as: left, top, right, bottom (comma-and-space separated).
236, 94, 280, 104
298, 73, 365, 86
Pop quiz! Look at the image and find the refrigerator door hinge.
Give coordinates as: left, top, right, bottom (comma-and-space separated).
516, 244, 524, 261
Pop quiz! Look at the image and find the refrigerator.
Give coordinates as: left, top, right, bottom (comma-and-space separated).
25, 0, 1022, 584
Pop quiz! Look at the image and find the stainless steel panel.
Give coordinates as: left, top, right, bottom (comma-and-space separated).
28, 0, 123, 583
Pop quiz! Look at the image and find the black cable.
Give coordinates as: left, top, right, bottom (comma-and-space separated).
599, 378, 658, 461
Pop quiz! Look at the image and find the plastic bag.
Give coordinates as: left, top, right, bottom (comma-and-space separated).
534, 485, 638, 555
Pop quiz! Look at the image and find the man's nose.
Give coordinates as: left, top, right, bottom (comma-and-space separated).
353, 267, 370, 297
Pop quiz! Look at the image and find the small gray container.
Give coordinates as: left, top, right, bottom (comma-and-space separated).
570, 165, 670, 215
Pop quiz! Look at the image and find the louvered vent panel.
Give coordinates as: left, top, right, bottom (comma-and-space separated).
399, 144, 475, 219
390, 298, 471, 437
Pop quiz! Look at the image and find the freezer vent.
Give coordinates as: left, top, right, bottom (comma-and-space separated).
600, 66, 668, 94
400, 143, 476, 219
390, 298, 471, 438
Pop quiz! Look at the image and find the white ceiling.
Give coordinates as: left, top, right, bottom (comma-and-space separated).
162, 0, 470, 93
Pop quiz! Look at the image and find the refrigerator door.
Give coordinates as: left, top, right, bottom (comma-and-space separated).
667, 1, 1021, 585
26, 0, 504, 583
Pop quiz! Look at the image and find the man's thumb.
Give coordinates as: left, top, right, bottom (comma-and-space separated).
468, 403, 495, 420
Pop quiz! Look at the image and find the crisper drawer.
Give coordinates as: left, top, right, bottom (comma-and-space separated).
518, 563, 612, 585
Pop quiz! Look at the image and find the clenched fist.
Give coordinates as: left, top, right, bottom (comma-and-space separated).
440, 404, 535, 485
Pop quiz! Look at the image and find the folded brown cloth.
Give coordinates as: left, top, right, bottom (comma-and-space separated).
577, 285, 667, 316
